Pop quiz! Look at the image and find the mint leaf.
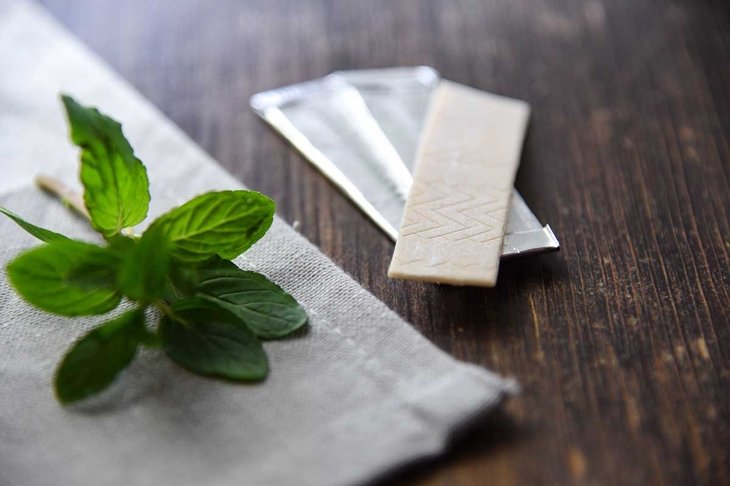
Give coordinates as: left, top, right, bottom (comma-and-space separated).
106, 233, 136, 255
149, 190, 274, 262
55, 309, 144, 404
161, 298, 268, 380
0, 207, 69, 243
163, 263, 200, 302
62, 95, 150, 237
7, 240, 121, 316
194, 258, 307, 339
163, 257, 307, 338
117, 226, 171, 302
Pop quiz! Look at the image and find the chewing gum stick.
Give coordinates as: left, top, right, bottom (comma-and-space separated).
388, 81, 530, 287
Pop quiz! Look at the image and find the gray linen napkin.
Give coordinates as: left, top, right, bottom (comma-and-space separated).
0, 1, 516, 485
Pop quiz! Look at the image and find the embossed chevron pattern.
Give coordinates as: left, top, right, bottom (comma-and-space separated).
388, 81, 530, 287
399, 177, 507, 243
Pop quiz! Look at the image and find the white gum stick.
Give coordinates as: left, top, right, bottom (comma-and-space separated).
388, 81, 530, 287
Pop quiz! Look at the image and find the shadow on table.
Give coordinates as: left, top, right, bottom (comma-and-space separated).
371, 408, 527, 486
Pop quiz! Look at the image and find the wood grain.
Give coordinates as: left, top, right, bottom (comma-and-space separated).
38, 0, 730, 484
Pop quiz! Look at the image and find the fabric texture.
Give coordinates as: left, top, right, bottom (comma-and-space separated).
0, 1, 515, 485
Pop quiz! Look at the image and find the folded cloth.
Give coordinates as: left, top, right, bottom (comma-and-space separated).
0, 1, 516, 485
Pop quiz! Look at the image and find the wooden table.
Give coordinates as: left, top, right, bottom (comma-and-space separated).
40, 0, 729, 484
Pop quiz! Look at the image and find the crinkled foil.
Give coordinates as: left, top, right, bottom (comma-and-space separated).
250, 67, 559, 257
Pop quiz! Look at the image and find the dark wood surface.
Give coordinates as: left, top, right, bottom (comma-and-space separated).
39, 0, 730, 484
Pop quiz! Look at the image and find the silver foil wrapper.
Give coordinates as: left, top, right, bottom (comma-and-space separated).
251, 67, 559, 257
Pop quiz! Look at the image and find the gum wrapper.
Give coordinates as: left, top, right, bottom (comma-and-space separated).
250, 67, 559, 257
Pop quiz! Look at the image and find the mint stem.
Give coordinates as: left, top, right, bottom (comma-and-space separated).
36, 174, 137, 237
35, 174, 90, 220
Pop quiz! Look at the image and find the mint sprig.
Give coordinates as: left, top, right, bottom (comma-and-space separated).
2, 95, 307, 404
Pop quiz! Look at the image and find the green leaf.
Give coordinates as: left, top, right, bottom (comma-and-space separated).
117, 226, 171, 302
163, 257, 307, 339
148, 190, 274, 262
0, 207, 69, 243
160, 298, 268, 381
55, 309, 144, 404
195, 258, 307, 339
62, 95, 150, 237
7, 240, 121, 316
106, 234, 136, 255
163, 263, 200, 302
